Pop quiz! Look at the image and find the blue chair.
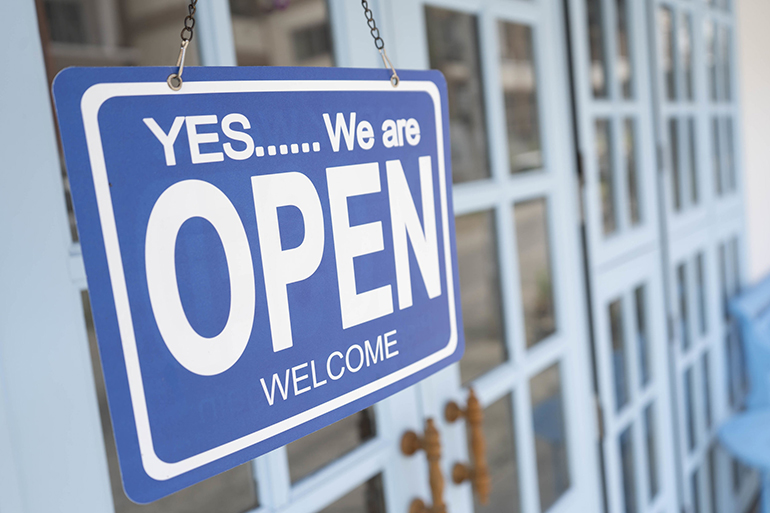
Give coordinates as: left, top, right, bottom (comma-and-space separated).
718, 275, 770, 512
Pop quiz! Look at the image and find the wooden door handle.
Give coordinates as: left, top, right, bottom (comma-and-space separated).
445, 388, 491, 504
401, 418, 446, 513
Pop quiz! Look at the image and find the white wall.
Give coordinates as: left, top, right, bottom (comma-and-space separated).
737, 0, 770, 282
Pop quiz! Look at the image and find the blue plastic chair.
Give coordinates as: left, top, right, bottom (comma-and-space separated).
718, 274, 770, 512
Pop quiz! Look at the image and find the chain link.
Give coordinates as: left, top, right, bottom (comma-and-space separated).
180, 0, 198, 42
360, 0, 399, 86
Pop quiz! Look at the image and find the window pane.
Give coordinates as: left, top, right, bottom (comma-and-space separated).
677, 262, 690, 350
687, 118, 699, 205
634, 285, 651, 387
457, 211, 506, 384
696, 253, 707, 336
724, 117, 736, 193
719, 27, 732, 101
684, 367, 697, 452
499, 22, 542, 174
712, 118, 723, 196
229, 1, 334, 66
659, 8, 675, 101
616, 0, 632, 98
702, 353, 713, 430
479, 395, 521, 513
531, 363, 571, 510
425, 7, 490, 183
680, 14, 694, 100
669, 118, 682, 212
624, 119, 641, 226
609, 298, 630, 411
81, 292, 259, 513
692, 470, 702, 513
587, 0, 608, 97
319, 474, 386, 513
708, 446, 718, 513
288, 407, 376, 483
620, 426, 637, 513
644, 404, 659, 501
705, 22, 717, 102
719, 243, 728, 320
515, 199, 556, 348
596, 119, 617, 234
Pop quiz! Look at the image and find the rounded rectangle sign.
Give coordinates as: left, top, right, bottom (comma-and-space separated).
53, 66, 464, 503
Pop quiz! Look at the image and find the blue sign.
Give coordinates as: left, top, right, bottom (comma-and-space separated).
53, 66, 463, 503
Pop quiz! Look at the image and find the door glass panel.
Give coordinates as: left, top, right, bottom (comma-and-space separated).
719, 27, 732, 101
679, 14, 694, 100
457, 211, 506, 384
425, 7, 490, 183
531, 363, 571, 510
712, 118, 723, 196
696, 253, 707, 336
288, 407, 376, 483
659, 8, 675, 101
587, 0, 608, 97
692, 470, 702, 513
634, 285, 651, 387
596, 119, 617, 234
499, 22, 542, 174
644, 404, 659, 501
684, 366, 697, 452
515, 199, 556, 348
319, 473, 386, 513
623, 119, 641, 225
702, 352, 713, 430
610, 298, 630, 411
229, 0, 334, 66
669, 118, 682, 211
620, 426, 637, 513
719, 243, 728, 319
705, 21, 717, 102
724, 117, 735, 193
616, 0, 632, 98
81, 292, 259, 513
677, 262, 690, 350
479, 395, 521, 513
687, 118, 699, 205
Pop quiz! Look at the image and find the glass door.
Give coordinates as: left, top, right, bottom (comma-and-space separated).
386, 1, 602, 512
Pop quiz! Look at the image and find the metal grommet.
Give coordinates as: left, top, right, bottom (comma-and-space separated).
167, 74, 183, 91
390, 75, 399, 87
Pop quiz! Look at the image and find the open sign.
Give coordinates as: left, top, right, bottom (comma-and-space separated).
53, 67, 463, 503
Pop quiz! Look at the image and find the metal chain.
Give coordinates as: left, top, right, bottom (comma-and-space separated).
180, 0, 198, 42
167, 0, 197, 90
360, 1, 399, 86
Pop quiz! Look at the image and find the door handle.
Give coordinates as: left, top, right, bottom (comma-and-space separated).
445, 388, 491, 504
401, 418, 447, 513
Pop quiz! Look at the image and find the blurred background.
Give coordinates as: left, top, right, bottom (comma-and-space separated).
2, 0, 770, 513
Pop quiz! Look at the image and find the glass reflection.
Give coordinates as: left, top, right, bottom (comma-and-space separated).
587, 0, 608, 97
669, 118, 682, 212
719, 27, 732, 101
712, 118, 723, 196
425, 7, 490, 183
319, 474, 386, 513
624, 119, 641, 225
705, 22, 717, 102
477, 395, 521, 513
531, 363, 571, 510
514, 199, 556, 348
616, 0, 632, 98
691, 470, 702, 513
724, 117, 736, 193
609, 298, 630, 411
287, 407, 376, 483
456, 211, 506, 384
659, 8, 675, 101
680, 14, 694, 100
684, 367, 697, 452
596, 119, 617, 234
499, 22, 542, 174
644, 404, 659, 501
702, 353, 713, 430
696, 253, 707, 336
687, 118, 698, 205
620, 426, 637, 513
677, 263, 690, 351
634, 285, 651, 387
229, 0, 335, 67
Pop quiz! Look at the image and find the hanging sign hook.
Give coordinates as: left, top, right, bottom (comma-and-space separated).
167, 0, 198, 91
361, 1, 399, 87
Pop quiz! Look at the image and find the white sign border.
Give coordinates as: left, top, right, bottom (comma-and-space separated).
80, 79, 457, 481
